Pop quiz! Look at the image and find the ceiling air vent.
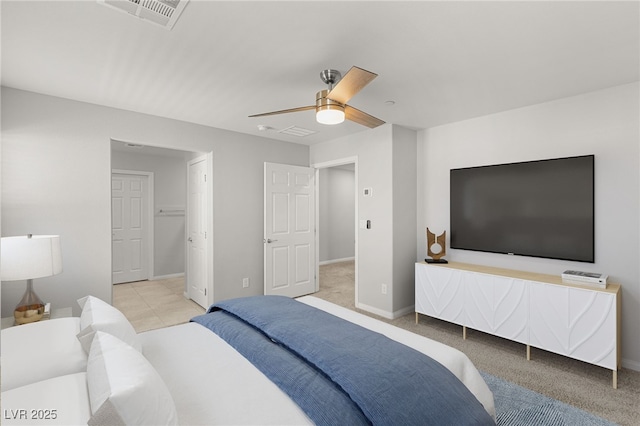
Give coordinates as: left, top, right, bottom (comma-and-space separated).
278, 126, 317, 137
98, 0, 189, 30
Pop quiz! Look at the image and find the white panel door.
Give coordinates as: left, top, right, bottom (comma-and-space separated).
112, 173, 149, 284
187, 156, 209, 308
264, 162, 316, 298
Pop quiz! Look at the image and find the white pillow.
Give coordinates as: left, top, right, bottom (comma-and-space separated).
1, 317, 87, 392
77, 296, 141, 353
86, 331, 178, 426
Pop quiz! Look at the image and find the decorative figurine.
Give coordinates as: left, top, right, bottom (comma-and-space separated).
425, 228, 448, 264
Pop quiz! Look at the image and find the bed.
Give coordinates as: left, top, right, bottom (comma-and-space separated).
1, 295, 495, 425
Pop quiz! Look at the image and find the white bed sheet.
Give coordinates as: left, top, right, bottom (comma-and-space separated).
140, 296, 495, 425
139, 322, 312, 425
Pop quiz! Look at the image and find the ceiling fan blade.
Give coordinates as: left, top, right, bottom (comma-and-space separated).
249, 105, 315, 118
345, 105, 385, 128
327, 66, 378, 104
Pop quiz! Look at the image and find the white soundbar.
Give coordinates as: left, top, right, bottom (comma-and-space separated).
561, 270, 608, 288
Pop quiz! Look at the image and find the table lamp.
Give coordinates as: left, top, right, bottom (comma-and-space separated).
1, 234, 62, 325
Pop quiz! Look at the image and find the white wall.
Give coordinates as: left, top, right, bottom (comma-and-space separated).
312, 125, 394, 314
111, 148, 188, 278
417, 82, 640, 370
392, 125, 417, 313
311, 124, 417, 317
318, 167, 355, 263
1, 87, 309, 315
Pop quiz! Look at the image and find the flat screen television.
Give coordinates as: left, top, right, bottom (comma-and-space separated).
450, 155, 594, 263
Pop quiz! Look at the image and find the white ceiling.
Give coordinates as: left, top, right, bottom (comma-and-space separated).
2, 1, 638, 146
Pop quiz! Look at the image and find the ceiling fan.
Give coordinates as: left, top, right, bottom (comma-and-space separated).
249, 66, 385, 128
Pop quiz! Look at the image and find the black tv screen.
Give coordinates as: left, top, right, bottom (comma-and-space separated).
450, 155, 594, 263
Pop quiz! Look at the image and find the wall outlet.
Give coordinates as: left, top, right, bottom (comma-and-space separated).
242, 278, 250, 288
381, 283, 387, 295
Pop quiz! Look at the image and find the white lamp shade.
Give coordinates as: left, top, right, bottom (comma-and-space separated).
316, 107, 345, 125
1, 235, 63, 281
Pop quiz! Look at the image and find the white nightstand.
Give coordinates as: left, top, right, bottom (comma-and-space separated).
1, 305, 73, 330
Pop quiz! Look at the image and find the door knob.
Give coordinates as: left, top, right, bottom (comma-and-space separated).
188, 237, 193, 242
265, 238, 278, 243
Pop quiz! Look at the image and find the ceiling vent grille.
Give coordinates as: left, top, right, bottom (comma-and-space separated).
278, 126, 317, 137
98, 0, 189, 30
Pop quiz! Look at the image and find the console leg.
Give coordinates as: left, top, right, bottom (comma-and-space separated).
613, 370, 617, 389
526, 345, 531, 361
415, 312, 419, 324
463, 326, 467, 340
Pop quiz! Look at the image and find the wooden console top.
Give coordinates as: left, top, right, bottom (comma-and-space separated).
419, 261, 620, 294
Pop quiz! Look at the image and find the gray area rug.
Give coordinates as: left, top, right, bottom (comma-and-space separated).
481, 372, 617, 426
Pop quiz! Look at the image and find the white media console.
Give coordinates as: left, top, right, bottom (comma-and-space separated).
415, 261, 621, 388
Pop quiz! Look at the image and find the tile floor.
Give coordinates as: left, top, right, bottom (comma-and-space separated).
112, 277, 205, 333
113, 261, 355, 333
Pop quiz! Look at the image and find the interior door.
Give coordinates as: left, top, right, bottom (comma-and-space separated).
112, 173, 149, 284
264, 162, 316, 297
187, 156, 209, 308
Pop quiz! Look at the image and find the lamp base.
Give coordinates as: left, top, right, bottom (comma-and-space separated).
14, 279, 45, 325
14, 304, 45, 325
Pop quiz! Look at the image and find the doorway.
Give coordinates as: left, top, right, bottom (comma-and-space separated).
110, 141, 213, 307
313, 157, 358, 307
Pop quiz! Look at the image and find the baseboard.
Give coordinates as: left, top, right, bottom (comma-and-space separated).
152, 272, 184, 280
356, 302, 393, 319
319, 257, 355, 266
621, 357, 640, 372
356, 302, 415, 320
393, 304, 416, 319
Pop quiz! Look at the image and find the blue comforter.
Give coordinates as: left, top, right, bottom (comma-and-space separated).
191, 295, 494, 426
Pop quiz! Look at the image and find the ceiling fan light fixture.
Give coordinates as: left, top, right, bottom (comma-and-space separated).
316, 90, 345, 125
249, 68, 384, 129
316, 106, 345, 125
